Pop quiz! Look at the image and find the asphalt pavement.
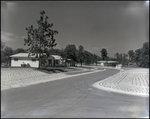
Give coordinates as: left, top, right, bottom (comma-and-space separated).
1, 68, 149, 118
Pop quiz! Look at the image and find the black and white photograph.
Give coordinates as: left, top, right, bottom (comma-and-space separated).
1, 1, 149, 118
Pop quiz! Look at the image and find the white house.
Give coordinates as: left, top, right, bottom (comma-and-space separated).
47, 55, 63, 66
97, 61, 119, 67
10, 53, 63, 68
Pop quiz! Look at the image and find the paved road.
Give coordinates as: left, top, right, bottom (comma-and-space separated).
1, 68, 149, 118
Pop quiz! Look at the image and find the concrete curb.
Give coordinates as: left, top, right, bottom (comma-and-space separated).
1, 68, 106, 91
92, 68, 149, 97
93, 82, 149, 97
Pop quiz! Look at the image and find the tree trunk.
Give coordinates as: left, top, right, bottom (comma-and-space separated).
39, 58, 41, 68
6, 56, 9, 66
39, 53, 41, 69
65, 58, 67, 67
80, 60, 82, 67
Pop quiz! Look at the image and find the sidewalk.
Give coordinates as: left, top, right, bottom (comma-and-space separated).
93, 68, 149, 97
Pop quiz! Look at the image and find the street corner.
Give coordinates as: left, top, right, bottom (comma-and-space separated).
92, 68, 149, 97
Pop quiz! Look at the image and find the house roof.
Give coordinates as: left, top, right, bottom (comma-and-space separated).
97, 61, 118, 63
10, 53, 64, 60
51, 55, 62, 60
67, 59, 72, 61
10, 53, 46, 58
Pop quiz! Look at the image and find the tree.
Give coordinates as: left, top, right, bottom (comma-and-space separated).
101, 48, 108, 61
105, 56, 110, 61
83, 50, 96, 65
4, 46, 13, 65
115, 52, 127, 65
122, 53, 128, 66
59, 48, 66, 66
48, 48, 62, 55
78, 45, 84, 67
84, 50, 91, 65
1, 41, 5, 64
139, 42, 149, 67
24, 10, 58, 68
1, 41, 5, 51
119, 53, 123, 63
128, 50, 135, 62
115, 52, 120, 62
93, 54, 101, 66
64, 44, 77, 66
13, 48, 27, 54
134, 48, 141, 66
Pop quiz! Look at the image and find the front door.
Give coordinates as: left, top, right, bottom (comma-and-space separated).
49, 59, 52, 66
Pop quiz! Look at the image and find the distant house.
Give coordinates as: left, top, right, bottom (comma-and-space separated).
10, 53, 63, 68
47, 55, 63, 67
97, 61, 119, 67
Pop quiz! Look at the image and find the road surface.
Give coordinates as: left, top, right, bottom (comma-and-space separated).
1, 68, 149, 118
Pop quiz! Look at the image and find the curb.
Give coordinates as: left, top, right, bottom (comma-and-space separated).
92, 68, 149, 97
93, 82, 149, 97
1, 68, 106, 91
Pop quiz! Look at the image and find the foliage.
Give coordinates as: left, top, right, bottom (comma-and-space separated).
13, 48, 27, 54
115, 52, 120, 62
3, 46, 13, 65
115, 52, 128, 65
122, 53, 128, 66
64, 44, 78, 66
77, 45, 85, 67
83, 50, 99, 65
128, 50, 135, 62
1, 41, 5, 64
100, 48, 108, 61
93, 54, 101, 65
24, 10, 58, 68
138, 42, 149, 68
114, 42, 149, 68
48, 49, 61, 55
1, 41, 5, 51
134, 48, 141, 66
84, 51, 91, 65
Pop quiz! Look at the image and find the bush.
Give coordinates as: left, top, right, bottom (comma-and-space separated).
21, 64, 27, 67
27, 63, 31, 67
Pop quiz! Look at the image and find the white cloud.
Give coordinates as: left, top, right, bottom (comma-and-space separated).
102, 46, 113, 49
22, 36, 26, 39
92, 47, 100, 50
1, 31, 14, 37
15, 36, 19, 39
1, 31, 18, 42
92, 46, 113, 50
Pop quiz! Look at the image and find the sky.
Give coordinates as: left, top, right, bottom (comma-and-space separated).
1, 1, 149, 57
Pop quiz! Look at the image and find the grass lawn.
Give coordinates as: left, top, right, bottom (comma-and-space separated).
34, 67, 83, 74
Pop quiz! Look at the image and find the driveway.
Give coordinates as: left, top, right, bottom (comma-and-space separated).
1, 68, 149, 118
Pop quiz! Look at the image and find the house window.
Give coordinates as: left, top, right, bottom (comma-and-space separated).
55, 60, 59, 64
49, 59, 52, 64
32, 59, 36, 62
14, 58, 18, 61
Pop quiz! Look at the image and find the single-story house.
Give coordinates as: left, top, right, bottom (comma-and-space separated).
10, 53, 63, 68
47, 55, 63, 67
97, 61, 119, 67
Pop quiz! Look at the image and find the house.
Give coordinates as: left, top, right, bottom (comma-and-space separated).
47, 55, 63, 66
10, 53, 63, 68
97, 61, 119, 67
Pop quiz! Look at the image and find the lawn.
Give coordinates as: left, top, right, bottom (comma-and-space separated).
35, 67, 83, 74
